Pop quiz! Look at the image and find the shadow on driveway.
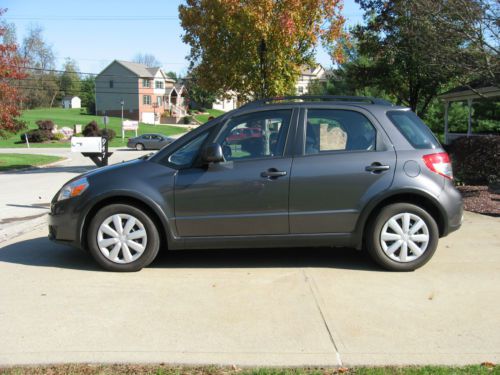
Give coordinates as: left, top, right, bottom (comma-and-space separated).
0, 236, 381, 272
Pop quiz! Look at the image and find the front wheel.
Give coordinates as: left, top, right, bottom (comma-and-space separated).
366, 203, 439, 271
87, 204, 160, 272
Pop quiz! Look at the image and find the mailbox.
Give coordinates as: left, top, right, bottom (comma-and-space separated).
71, 137, 103, 153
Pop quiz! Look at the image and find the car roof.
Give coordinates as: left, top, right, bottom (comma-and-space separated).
237, 95, 407, 112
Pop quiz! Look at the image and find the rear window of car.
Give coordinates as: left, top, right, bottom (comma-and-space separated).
387, 110, 440, 149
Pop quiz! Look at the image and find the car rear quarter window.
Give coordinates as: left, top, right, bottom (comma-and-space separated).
387, 110, 440, 149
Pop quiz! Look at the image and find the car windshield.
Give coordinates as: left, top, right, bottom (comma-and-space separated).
387, 110, 441, 149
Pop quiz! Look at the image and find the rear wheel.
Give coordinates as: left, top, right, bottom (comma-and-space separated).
136, 143, 145, 151
366, 203, 439, 271
87, 204, 160, 272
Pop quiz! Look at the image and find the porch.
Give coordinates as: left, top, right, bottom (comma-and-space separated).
439, 85, 500, 144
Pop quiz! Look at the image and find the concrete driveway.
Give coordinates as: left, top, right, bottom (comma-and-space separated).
0, 211, 498, 367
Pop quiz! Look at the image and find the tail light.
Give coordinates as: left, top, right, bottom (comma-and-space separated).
423, 152, 453, 180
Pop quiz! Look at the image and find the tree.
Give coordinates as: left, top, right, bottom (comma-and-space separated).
185, 74, 217, 109
179, 0, 348, 99
80, 76, 95, 114
0, 18, 16, 45
165, 71, 178, 80
20, 25, 58, 108
350, 0, 474, 116
60, 58, 81, 97
0, 9, 27, 136
132, 53, 161, 67
413, 0, 499, 87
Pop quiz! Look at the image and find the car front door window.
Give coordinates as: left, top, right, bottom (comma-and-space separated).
218, 110, 292, 161
168, 131, 209, 167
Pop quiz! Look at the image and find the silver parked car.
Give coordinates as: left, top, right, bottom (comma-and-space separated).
127, 134, 175, 150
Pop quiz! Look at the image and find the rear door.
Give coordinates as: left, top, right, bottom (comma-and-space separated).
289, 107, 396, 234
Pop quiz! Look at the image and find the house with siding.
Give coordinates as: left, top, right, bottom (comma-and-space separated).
95, 60, 187, 124
296, 65, 330, 95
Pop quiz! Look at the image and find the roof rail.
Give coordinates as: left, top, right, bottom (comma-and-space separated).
241, 95, 392, 108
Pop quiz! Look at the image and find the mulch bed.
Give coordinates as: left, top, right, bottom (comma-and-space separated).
457, 185, 500, 217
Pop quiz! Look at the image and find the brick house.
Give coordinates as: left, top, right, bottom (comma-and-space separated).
95, 60, 187, 124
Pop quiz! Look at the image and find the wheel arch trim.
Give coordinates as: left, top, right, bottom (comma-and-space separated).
354, 188, 448, 249
78, 190, 175, 250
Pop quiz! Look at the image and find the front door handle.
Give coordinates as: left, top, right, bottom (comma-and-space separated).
261, 168, 287, 179
366, 163, 390, 173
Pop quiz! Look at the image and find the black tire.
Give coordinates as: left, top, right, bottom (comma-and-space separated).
136, 143, 145, 151
365, 203, 439, 271
87, 204, 160, 272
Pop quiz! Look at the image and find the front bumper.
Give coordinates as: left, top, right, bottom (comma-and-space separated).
48, 198, 83, 249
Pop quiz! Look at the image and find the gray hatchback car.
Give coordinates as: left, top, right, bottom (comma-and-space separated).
49, 96, 463, 272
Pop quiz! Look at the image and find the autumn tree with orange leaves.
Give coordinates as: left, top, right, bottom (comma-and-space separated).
0, 9, 26, 137
179, 0, 347, 99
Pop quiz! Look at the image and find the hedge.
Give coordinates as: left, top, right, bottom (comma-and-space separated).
449, 135, 500, 185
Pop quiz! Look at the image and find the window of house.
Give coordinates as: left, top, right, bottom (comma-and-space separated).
217, 110, 292, 161
142, 79, 151, 88
143, 95, 151, 105
157, 96, 162, 106
155, 81, 164, 89
305, 109, 376, 154
109, 80, 114, 88
298, 86, 304, 94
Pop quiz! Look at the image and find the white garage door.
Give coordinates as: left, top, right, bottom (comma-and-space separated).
141, 112, 155, 124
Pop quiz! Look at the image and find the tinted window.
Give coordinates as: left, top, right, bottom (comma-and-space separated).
305, 109, 376, 154
218, 110, 292, 161
387, 110, 440, 149
168, 131, 209, 167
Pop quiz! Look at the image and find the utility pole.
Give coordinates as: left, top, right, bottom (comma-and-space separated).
259, 38, 267, 99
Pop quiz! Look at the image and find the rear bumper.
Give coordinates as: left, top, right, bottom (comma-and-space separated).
439, 181, 464, 236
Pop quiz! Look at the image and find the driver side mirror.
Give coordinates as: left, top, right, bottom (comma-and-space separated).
201, 143, 224, 163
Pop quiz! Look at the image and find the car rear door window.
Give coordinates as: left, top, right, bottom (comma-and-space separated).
305, 109, 376, 154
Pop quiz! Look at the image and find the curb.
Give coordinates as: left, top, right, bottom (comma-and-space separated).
0, 157, 70, 175
0, 214, 48, 245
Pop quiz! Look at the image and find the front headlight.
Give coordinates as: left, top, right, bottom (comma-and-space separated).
57, 177, 89, 201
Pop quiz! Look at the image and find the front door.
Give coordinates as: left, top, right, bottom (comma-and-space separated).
174, 109, 295, 237
290, 108, 397, 234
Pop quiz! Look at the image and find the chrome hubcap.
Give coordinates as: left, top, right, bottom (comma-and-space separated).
97, 213, 147, 264
380, 212, 429, 263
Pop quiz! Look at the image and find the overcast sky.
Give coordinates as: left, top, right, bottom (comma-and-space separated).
2, 0, 364, 76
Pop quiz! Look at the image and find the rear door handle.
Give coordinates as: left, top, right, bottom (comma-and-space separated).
261, 168, 287, 179
365, 163, 390, 172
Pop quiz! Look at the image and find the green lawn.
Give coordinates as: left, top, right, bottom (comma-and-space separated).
193, 108, 225, 124
0, 365, 497, 375
0, 153, 64, 171
0, 108, 187, 148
